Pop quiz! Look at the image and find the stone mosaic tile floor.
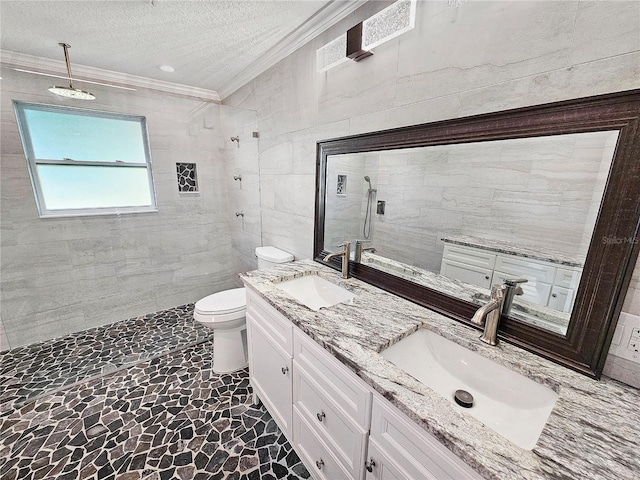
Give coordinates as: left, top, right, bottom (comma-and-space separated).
1, 304, 212, 412
0, 340, 310, 480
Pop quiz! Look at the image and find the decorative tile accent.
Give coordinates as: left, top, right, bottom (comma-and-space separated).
0, 341, 309, 480
0, 304, 212, 413
176, 163, 198, 193
336, 174, 347, 196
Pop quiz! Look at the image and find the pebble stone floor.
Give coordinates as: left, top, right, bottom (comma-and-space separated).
1, 304, 212, 412
0, 307, 310, 480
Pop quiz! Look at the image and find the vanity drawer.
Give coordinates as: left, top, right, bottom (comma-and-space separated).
494, 254, 556, 283
442, 244, 496, 269
440, 259, 493, 289
294, 329, 372, 429
294, 361, 368, 480
554, 267, 582, 289
293, 406, 352, 480
370, 397, 481, 480
247, 289, 293, 354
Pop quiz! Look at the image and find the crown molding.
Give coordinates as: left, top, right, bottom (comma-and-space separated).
0, 50, 221, 103
217, 0, 368, 100
1, 0, 367, 103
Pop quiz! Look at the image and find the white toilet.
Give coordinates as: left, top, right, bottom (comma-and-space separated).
193, 246, 294, 373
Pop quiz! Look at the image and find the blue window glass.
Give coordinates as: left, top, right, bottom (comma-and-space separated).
14, 101, 157, 217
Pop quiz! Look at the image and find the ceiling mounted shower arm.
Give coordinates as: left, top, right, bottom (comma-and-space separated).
60, 43, 74, 89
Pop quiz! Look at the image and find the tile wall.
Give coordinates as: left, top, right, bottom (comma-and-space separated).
222, 0, 640, 385
0, 70, 250, 348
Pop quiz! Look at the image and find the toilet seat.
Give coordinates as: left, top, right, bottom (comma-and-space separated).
194, 288, 246, 317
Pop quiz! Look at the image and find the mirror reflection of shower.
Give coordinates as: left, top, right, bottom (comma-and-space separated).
363, 175, 377, 239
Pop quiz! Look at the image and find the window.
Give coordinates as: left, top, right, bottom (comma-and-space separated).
13, 101, 157, 217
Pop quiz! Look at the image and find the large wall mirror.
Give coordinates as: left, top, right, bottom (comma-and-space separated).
314, 90, 640, 378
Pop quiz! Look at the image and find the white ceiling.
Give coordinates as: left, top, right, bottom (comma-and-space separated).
0, 0, 365, 100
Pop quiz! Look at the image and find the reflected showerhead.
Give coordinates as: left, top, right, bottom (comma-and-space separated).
364, 175, 372, 188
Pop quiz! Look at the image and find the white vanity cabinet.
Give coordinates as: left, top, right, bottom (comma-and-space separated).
440, 243, 582, 312
245, 287, 484, 480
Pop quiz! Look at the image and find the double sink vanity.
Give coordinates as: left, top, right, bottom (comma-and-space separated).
240, 260, 639, 480
240, 90, 640, 479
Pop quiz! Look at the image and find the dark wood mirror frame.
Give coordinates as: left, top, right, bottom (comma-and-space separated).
314, 89, 640, 379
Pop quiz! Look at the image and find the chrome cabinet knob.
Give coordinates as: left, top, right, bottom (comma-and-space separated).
316, 459, 324, 470
316, 411, 326, 422
365, 459, 376, 472
281, 366, 289, 375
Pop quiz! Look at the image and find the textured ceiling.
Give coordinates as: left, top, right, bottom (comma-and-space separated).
0, 0, 341, 96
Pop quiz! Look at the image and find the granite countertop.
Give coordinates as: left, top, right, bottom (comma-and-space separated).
360, 252, 570, 334
441, 235, 585, 267
240, 260, 639, 480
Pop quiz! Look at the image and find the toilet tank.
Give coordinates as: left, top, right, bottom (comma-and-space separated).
256, 246, 294, 269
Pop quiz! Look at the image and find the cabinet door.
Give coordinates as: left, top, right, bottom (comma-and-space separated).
440, 259, 492, 289
548, 286, 575, 312
247, 312, 293, 438
365, 439, 419, 480
370, 398, 481, 480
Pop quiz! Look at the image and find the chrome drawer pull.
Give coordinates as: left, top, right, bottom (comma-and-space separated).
316, 459, 324, 470
316, 411, 326, 422
281, 366, 289, 375
365, 459, 376, 472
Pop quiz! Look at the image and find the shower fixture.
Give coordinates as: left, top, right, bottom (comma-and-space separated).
48, 43, 95, 100
233, 174, 242, 181
363, 176, 377, 239
230, 136, 240, 147
235, 212, 244, 217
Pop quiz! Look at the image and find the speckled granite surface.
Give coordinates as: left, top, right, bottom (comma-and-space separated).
240, 260, 640, 480
442, 235, 585, 267
361, 252, 570, 334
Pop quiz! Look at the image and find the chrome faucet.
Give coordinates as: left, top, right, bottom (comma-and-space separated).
354, 240, 376, 262
471, 284, 507, 346
501, 278, 528, 316
324, 242, 351, 278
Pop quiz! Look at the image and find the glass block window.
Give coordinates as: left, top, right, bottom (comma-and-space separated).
176, 163, 198, 193
316, 33, 348, 72
13, 101, 157, 217
362, 0, 417, 51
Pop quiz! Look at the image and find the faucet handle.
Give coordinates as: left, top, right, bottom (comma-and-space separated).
504, 277, 528, 286
336, 241, 351, 250
355, 239, 371, 245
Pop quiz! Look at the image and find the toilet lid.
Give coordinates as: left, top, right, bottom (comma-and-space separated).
195, 288, 246, 315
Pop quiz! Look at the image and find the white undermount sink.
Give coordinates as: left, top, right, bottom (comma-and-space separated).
275, 275, 355, 311
382, 329, 558, 450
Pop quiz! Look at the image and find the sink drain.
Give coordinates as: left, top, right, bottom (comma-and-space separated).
454, 389, 474, 408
